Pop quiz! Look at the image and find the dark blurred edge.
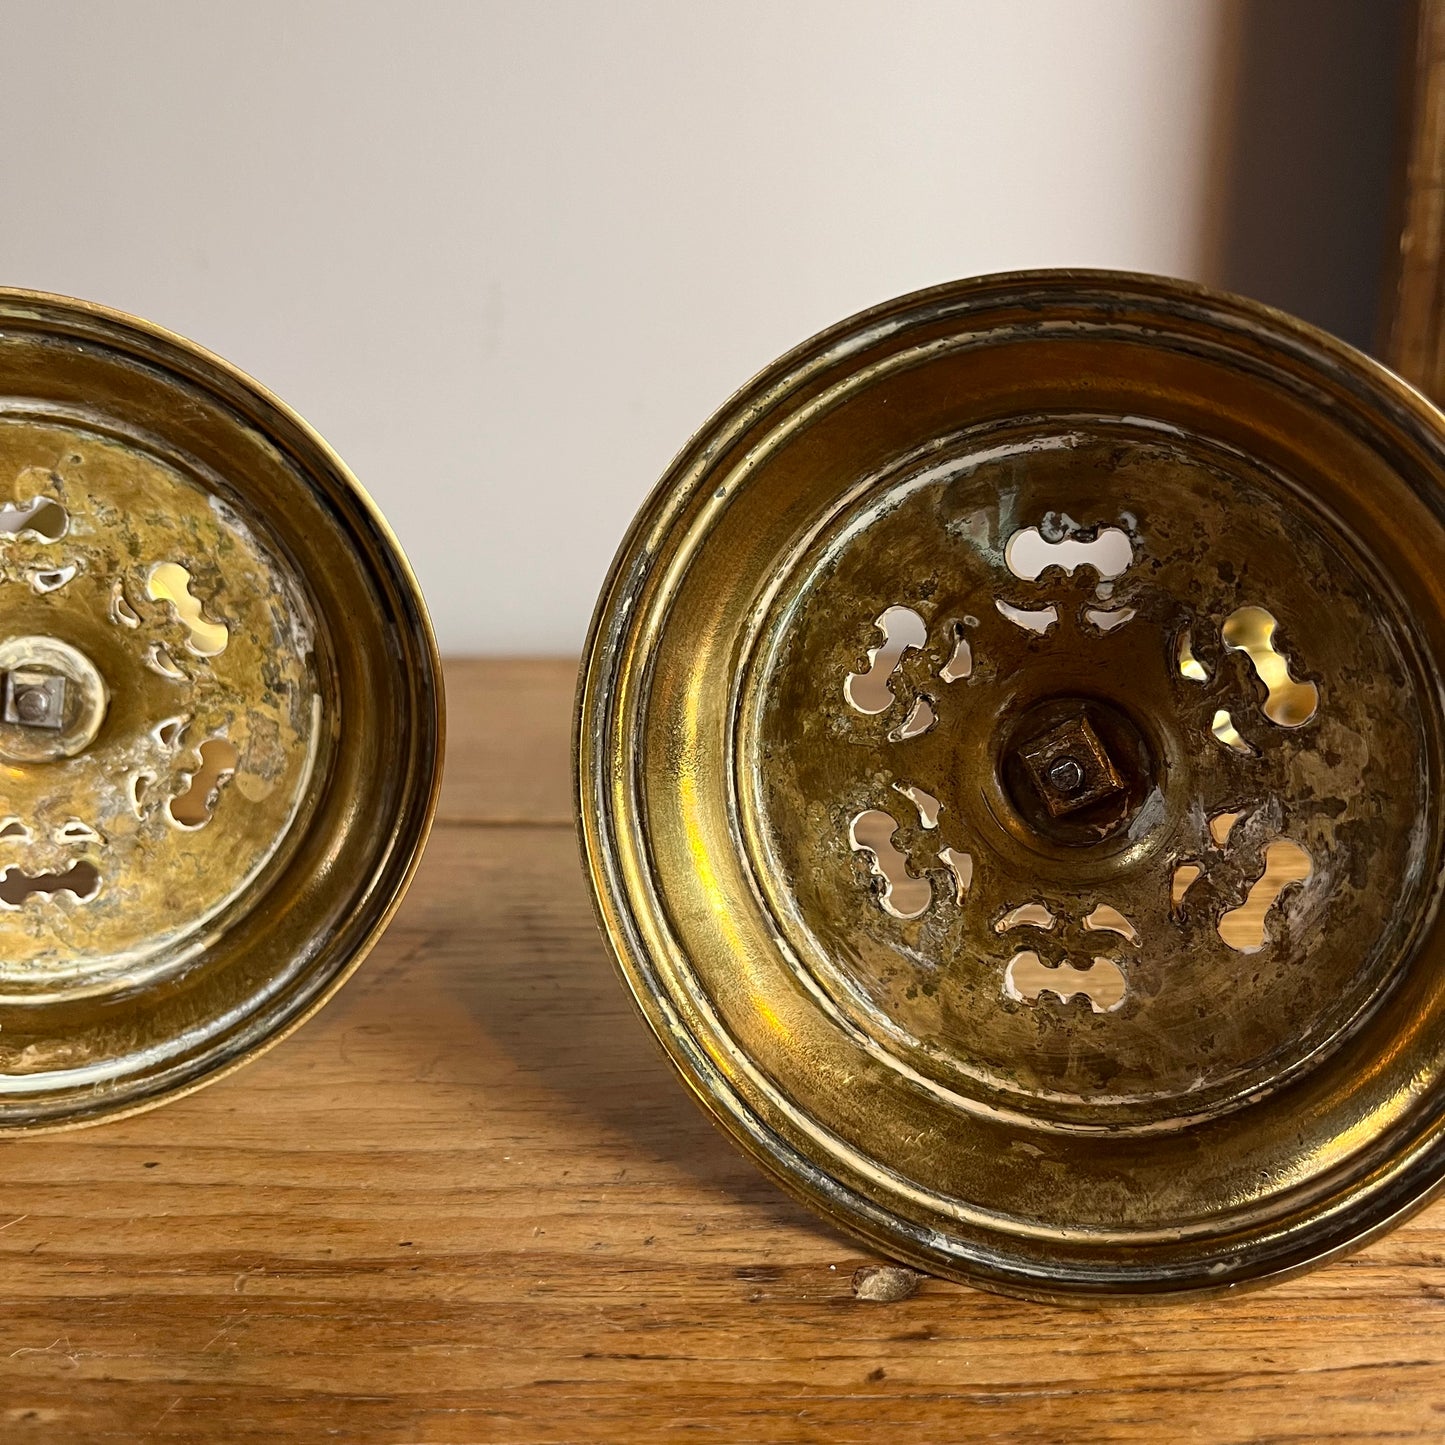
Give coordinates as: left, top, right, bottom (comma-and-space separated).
1204, 0, 1413, 355
1380, 0, 1445, 398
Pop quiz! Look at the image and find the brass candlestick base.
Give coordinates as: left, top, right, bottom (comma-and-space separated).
578, 271, 1445, 1299
0, 291, 442, 1129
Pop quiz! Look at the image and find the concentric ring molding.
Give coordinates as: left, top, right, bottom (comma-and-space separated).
577, 270, 1445, 1300
0, 289, 443, 1129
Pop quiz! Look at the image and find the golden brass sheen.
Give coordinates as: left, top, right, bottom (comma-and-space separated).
577, 271, 1445, 1299
0, 290, 442, 1129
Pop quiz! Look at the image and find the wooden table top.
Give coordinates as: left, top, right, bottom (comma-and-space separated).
4, 659, 1444, 1443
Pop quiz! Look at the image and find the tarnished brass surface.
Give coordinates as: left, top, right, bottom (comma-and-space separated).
577, 271, 1445, 1299
0, 290, 442, 1128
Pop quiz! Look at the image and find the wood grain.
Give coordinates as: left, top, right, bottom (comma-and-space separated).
3, 658, 1445, 1442
437, 657, 576, 825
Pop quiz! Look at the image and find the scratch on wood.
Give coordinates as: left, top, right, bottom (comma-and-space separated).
9, 1335, 76, 1366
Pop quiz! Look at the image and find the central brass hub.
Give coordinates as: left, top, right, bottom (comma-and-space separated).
3, 670, 68, 731
0, 637, 109, 764
1019, 714, 1126, 817
1000, 697, 1156, 847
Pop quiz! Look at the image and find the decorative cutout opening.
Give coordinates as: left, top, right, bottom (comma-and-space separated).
1177, 630, 1208, 682
30, 564, 77, 593
995, 599, 1058, 634
939, 847, 973, 902
1217, 839, 1312, 953
892, 783, 941, 829
146, 562, 229, 657
1004, 525, 1134, 581
1210, 709, 1255, 756
1085, 606, 1136, 633
844, 606, 926, 714
129, 770, 156, 817
0, 497, 68, 542
1221, 605, 1318, 727
996, 902, 1056, 932
169, 738, 240, 829
889, 695, 936, 742
1208, 810, 1245, 847
110, 580, 140, 629
940, 622, 973, 682
1004, 951, 1126, 1013
145, 643, 186, 681
849, 810, 931, 919
153, 716, 189, 750
1171, 863, 1203, 909
1084, 903, 1139, 943
55, 819, 102, 844
0, 861, 101, 907
0, 819, 30, 842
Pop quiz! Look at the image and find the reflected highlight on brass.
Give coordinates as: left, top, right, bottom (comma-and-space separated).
0, 289, 443, 1129
578, 271, 1445, 1300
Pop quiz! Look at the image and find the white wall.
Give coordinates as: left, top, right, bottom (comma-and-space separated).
0, 0, 1223, 653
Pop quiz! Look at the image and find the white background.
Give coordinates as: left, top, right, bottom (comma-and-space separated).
0, 1, 1399, 653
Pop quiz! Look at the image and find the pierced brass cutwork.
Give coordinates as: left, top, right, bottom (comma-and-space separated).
0, 290, 442, 1129
578, 271, 1445, 1300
